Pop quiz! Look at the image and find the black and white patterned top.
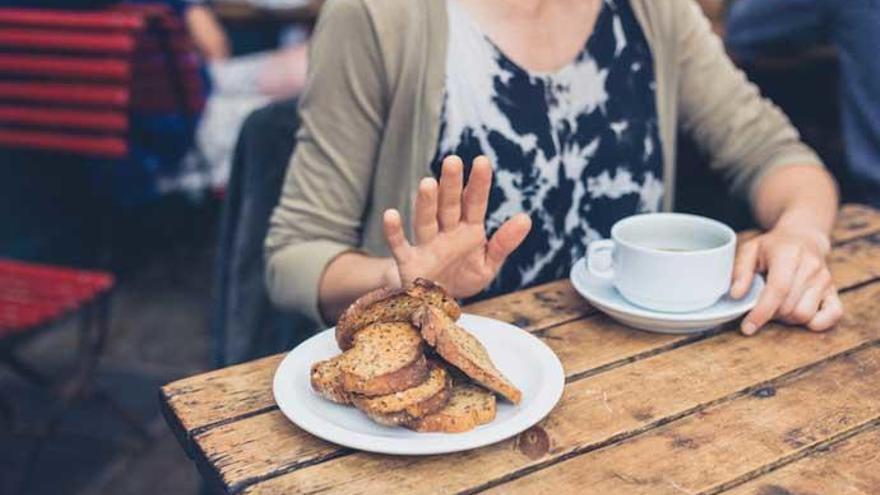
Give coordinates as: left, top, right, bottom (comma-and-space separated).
432, 0, 664, 298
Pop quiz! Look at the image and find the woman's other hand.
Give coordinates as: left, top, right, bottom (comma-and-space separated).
730, 226, 842, 335
382, 155, 532, 298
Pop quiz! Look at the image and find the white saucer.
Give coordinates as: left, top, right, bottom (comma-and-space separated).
569, 258, 764, 334
273, 314, 564, 455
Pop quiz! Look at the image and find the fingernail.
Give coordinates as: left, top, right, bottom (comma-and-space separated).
741, 322, 757, 336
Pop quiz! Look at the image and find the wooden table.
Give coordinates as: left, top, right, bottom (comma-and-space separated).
162, 204, 880, 494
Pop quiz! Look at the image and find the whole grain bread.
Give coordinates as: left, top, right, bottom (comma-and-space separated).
404, 383, 496, 433
310, 355, 351, 404
414, 306, 522, 404
335, 278, 461, 350
340, 322, 428, 397
353, 361, 452, 425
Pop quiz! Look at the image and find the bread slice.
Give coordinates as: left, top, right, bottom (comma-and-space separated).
413, 306, 522, 404
404, 383, 496, 433
353, 361, 452, 426
336, 278, 461, 350
340, 322, 428, 397
310, 355, 351, 404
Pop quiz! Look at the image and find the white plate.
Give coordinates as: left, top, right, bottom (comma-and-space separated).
570, 258, 764, 334
272, 314, 565, 455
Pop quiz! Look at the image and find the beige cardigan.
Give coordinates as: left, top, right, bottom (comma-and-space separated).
265, 0, 823, 324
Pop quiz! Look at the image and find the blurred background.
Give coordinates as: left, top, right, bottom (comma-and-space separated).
0, 0, 866, 493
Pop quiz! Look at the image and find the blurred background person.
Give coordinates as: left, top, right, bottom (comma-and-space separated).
726, 0, 880, 208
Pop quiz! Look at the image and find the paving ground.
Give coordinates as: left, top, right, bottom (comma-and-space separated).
0, 205, 216, 495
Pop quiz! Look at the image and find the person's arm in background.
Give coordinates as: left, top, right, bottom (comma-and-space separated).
184, 2, 231, 61
725, 0, 826, 61
673, 1, 842, 336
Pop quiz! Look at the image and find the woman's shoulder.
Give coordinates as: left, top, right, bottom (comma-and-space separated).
319, 0, 433, 30
316, 0, 442, 81
628, 0, 710, 41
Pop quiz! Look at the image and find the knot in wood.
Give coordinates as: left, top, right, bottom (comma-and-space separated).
516, 425, 550, 459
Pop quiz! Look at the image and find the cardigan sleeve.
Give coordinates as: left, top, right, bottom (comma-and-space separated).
674, 0, 825, 201
264, 0, 386, 325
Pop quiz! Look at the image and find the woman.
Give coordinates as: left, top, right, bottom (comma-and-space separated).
265, 0, 842, 336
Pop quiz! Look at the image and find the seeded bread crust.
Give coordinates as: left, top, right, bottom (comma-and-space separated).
361, 380, 452, 426
352, 361, 450, 415
340, 322, 428, 397
404, 383, 496, 433
414, 306, 522, 404
335, 278, 461, 350
310, 355, 351, 404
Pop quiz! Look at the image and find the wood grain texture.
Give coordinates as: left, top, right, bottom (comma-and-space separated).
197, 239, 880, 494
464, 279, 593, 331
164, 225, 880, 445
833, 204, 880, 243
720, 427, 880, 495
239, 283, 880, 494
159, 204, 880, 494
487, 345, 880, 495
161, 279, 593, 437
161, 354, 283, 436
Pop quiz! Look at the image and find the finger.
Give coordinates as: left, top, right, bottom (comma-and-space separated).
462, 156, 493, 224
730, 240, 759, 299
741, 248, 799, 335
413, 177, 439, 244
485, 213, 532, 272
382, 209, 412, 261
784, 285, 823, 325
807, 289, 843, 332
779, 256, 823, 316
438, 156, 464, 230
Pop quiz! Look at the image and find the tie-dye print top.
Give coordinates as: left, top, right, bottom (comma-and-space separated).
432, 0, 664, 298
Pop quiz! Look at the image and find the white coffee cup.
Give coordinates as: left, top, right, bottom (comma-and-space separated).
587, 213, 736, 313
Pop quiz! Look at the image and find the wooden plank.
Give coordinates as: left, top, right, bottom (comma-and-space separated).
487, 345, 880, 495
164, 229, 880, 440
161, 354, 283, 437
464, 280, 593, 332
238, 282, 880, 494
720, 427, 880, 495
163, 209, 880, 442
0, 129, 127, 158
160, 279, 594, 435
163, 205, 880, 491
172, 232, 880, 492
834, 204, 880, 243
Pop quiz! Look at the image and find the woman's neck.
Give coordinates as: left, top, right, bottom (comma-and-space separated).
456, 0, 604, 73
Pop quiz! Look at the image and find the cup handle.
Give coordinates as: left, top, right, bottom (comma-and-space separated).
587, 239, 615, 279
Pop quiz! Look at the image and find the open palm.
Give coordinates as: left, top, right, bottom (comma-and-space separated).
383, 155, 532, 299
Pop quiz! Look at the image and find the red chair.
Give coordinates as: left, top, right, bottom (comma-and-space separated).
0, 258, 150, 491
0, 3, 205, 158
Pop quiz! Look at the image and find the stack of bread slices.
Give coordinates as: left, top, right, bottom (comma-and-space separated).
310, 279, 522, 433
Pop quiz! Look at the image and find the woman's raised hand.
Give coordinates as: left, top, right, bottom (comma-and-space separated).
382, 155, 532, 298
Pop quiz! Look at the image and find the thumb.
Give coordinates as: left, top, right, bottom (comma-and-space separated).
485, 213, 532, 272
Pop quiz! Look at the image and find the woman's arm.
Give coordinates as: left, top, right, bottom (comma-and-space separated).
672, 2, 842, 334
265, 0, 387, 325
318, 156, 531, 323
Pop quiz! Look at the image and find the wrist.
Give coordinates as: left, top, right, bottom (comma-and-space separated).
381, 258, 402, 289
773, 209, 832, 255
